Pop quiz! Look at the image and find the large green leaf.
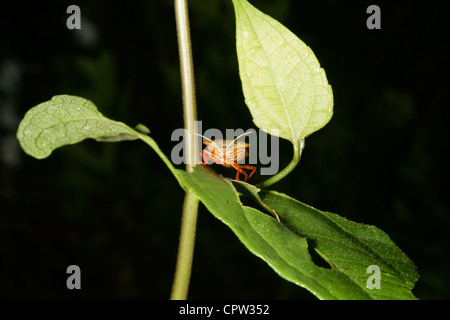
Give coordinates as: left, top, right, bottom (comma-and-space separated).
179, 165, 418, 299
232, 0, 333, 144
260, 190, 419, 300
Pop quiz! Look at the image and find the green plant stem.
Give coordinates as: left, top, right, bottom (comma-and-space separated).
175, 0, 198, 169
257, 138, 305, 189
171, 0, 200, 300
170, 189, 199, 299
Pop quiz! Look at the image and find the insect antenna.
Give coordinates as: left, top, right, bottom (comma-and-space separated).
185, 130, 220, 148
226, 130, 254, 149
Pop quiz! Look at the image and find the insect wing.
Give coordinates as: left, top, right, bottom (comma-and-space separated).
225, 142, 249, 162
203, 140, 225, 164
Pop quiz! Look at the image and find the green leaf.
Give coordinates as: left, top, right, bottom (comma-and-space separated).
179, 166, 418, 299
260, 190, 419, 300
16, 95, 184, 187
232, 0, 333, 144
17, 95, 141, 159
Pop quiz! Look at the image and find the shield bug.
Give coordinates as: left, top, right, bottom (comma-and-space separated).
195, 131, 256, 182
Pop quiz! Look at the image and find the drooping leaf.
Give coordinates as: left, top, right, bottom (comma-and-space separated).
17, 95, 142, 159
17, 95, 184, 187
179, 165, 418, 299
232, 0, 333, 144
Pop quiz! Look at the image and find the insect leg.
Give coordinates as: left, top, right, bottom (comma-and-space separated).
231, 163, 249, 181
238, 165, 257, 180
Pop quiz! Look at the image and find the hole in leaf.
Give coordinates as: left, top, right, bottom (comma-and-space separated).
306, 240, 331, 269
238, 194, 253, 207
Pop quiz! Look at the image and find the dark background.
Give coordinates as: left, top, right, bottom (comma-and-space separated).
1, 0, 448, 299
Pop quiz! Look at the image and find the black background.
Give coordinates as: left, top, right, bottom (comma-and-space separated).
1, 0, 448, 299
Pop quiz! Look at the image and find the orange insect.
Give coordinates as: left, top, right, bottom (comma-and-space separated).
197, 132, 256, 182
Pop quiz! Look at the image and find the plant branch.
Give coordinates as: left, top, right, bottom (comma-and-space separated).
170, 0, 200, 300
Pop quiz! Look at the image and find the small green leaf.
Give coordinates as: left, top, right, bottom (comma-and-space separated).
180, 166, 418, 299
17, 95, 141, 159
134, 123, 151, 135
232, 0, 333, 144
17, 95, 184, 187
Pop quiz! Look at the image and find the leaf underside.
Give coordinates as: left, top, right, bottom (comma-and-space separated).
17, 95, 142, 159
232, 0, 333, 144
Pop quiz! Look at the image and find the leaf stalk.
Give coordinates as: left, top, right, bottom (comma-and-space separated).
257, 138, 305, 189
